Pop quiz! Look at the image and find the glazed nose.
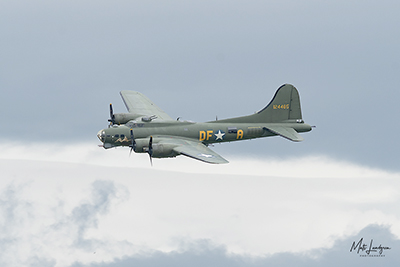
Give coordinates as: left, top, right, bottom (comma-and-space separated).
97, 130, 105, 142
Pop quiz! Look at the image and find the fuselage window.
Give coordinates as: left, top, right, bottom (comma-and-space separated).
115, 134, 119, 138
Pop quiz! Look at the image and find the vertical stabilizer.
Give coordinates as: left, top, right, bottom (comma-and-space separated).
213, 84, 303, 123
257, 84, 302, 122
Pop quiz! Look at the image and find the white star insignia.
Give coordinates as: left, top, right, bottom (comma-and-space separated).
198, 153, 214, 158
214, 130, 225, 141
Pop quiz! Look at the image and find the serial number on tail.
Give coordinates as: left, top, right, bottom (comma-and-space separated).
273, 104, 289, 109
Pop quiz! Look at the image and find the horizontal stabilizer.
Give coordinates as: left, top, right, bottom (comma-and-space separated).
264, 126, 304, 142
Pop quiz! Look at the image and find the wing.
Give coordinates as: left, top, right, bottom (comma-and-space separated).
120, 91, 173, 121
173, 141, 229, 164
264, 126, 304, 142
157, 137, 229, 164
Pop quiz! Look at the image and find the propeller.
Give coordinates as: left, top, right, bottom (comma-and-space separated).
108, 103, 115, 126
129, 129, 136, 156
148, 136, 153, 166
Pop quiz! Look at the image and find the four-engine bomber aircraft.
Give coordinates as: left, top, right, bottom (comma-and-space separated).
97, 84, 312, 164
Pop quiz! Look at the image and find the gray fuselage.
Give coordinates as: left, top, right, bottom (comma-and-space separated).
97, 120, 312, 149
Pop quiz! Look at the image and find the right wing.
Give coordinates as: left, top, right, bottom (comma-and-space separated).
174, 142, 229, 164
120, 91, 173, 121
157, 137, 229, 164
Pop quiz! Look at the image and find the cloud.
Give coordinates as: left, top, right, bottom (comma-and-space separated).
1, 142, 398, 179
53, 180, 125, 249
0, 142, 399, 266
0, 183, 36, 266
73, 225, 400, 267
0, 166, 131, 266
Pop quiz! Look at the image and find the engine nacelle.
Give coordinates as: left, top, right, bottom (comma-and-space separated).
113, 113, 138, 124
134, 138, 178, 158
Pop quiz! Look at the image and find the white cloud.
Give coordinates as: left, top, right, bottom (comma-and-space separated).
1, 142, 398, 179
0, 142, 399, 266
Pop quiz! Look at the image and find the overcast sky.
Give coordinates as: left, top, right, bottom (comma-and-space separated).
1, 1, 400, 266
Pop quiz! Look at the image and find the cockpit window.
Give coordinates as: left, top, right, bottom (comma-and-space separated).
115, 134, 119, 138
120, 134, 125, 138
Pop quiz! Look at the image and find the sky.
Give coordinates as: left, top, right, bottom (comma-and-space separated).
1, 0, 400, 266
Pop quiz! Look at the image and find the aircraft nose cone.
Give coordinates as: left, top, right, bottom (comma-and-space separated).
97, 130, 105, 143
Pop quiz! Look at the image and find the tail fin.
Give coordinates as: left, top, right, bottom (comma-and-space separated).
214, 84, 303, 123
256, 84, 302, 123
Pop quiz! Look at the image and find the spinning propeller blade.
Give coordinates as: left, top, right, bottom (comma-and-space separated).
108, 103, 115, 126
148, 136, 153, 166
129, 129, 136, 157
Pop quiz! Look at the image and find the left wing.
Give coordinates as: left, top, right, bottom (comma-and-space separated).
158, 137, 229, 164
120, 91, 173, 121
